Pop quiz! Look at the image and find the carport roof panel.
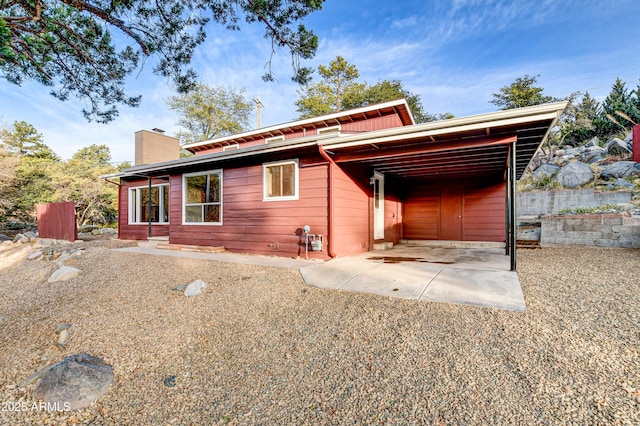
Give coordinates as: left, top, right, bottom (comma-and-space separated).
321, 101, 567, 181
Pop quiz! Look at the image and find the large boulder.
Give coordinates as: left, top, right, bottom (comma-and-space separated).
555, 161, 594, 188
600, 161, 640, 179
531, 163, 560, 182
48, 266, 81, 283
606, 138, 632, 156
584, 136, 600, 148
33, 354, 114, 410
184, 279, 207, 297
581, 146, 607, 163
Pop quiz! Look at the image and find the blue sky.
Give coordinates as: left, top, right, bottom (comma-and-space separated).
1, 0, 639, 163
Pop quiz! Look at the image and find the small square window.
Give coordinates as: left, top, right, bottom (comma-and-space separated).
263, 160, 298, 201
182, 170, 223, 224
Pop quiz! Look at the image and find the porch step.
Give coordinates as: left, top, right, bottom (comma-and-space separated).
137, 236, 169, 248
372, 242, 394, 250
400, 240, 504, 249
156, 243, 225, 254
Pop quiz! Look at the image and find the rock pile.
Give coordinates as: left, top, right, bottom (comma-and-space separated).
528, 132, 639, 190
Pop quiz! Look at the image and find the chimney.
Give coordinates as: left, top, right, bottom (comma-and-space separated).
135, 129, 180, 166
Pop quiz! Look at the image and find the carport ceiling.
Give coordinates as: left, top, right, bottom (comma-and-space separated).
325, 120, 554, 182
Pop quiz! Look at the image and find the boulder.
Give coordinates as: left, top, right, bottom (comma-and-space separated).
531, 163, 560, 182
0, 234, 10, 241
184, 279, 207, 297
33, 354, 114, 410
606, 138, 632, 156
581, 146, 607, 163
555, 161, 594, 188
584, 136, 600, 148
606, 178, 635, 190
600, 161, 640, 179
99, 228, 117, 235
27, 250, 43, 261
13, 233, 29, 244
48, 266, 81, 283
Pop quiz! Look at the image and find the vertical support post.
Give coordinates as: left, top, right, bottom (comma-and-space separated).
509, 141, 517, 271
505, 163, 510, 256
147, 177, 152, 238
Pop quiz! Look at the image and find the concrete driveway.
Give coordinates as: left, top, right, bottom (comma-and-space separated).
300, 245, 526, 311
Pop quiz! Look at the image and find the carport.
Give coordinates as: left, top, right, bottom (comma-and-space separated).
319, 101, 568, 271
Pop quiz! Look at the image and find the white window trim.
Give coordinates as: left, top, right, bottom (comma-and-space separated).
265, 135, 285, 143
263, 159, 299, 202
222, 143, 239, 151
182, 169, 223, 226
128, 184, 170, 225
317, 125, 341, 135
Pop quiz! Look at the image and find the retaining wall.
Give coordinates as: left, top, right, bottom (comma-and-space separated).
517, 189, 633, 216
540, 214, 640, 248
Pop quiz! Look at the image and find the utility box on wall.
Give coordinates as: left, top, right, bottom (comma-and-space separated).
36, 202, 78, 242
633, 124, 640, 163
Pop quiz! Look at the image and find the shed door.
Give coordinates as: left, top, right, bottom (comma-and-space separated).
439, 185, 462, 240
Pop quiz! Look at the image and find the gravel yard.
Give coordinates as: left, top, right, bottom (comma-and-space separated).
0, 242, 638, 425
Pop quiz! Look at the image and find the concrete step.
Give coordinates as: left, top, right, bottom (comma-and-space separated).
400, 240, 504, 249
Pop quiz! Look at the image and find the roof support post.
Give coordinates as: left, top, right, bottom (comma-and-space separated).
509, 141, 517, 271
505, 167, 510, 256
148, 177, 152, 238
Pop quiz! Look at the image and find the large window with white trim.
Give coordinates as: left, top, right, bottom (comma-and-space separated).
183, 170, 223, 224
263, 159, 298, 201
129, 184, 169, 224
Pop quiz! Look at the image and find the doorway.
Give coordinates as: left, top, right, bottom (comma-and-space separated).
373, 172, 384, 240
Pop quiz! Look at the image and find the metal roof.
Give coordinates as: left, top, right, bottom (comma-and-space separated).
320, 101, 568, 181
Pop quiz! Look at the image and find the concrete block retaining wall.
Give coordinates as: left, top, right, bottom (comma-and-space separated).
518, 189, 633, 216
541, 214, 640, 248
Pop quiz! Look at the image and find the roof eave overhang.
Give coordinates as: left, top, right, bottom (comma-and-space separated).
320, 101, 567, 151
182, 98, 414, 152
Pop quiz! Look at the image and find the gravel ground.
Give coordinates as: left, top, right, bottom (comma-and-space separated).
0, 242, 638, 425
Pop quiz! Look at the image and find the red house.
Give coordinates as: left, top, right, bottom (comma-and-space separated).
106, 99, 566, 267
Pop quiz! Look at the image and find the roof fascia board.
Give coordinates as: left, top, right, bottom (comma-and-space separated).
112, 138, 320, 178
182, 99, 412, 150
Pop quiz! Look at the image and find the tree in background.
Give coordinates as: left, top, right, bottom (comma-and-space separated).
58, 145, 119, 225
491, 75, 558, 110
1, 0, 323, 122
166, 83, 252, 144
556, 91, 600, 146
295, 56, 448, 123
0, 121, 59, 159
594, 77, 638, 136
0, 122, 119, 225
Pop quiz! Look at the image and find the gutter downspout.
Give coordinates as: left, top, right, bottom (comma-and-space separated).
318, 145, 337, 258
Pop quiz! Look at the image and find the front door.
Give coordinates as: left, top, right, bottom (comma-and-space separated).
440, 185, 462, 240
373, 172, 385, 240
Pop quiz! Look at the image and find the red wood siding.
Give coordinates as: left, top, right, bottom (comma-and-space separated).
118, 178, 170, 240
168, 158, 330, 259
36, 202, 77, 242
403, 180, 506, 242
463, 182, 506, 241
332, 165, 369, 255
403, 186, 439, 240
342, 114, 403, 133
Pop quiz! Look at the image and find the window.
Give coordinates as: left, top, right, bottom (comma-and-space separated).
263, 160, 298, 201
265, 135, 285, 143
222, 144, 239, 151
183, 170, 222, 224
129, 184, 169, 224
317, 125, 341, 135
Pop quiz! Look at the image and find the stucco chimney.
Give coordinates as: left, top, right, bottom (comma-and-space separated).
134, 129, 180, 166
